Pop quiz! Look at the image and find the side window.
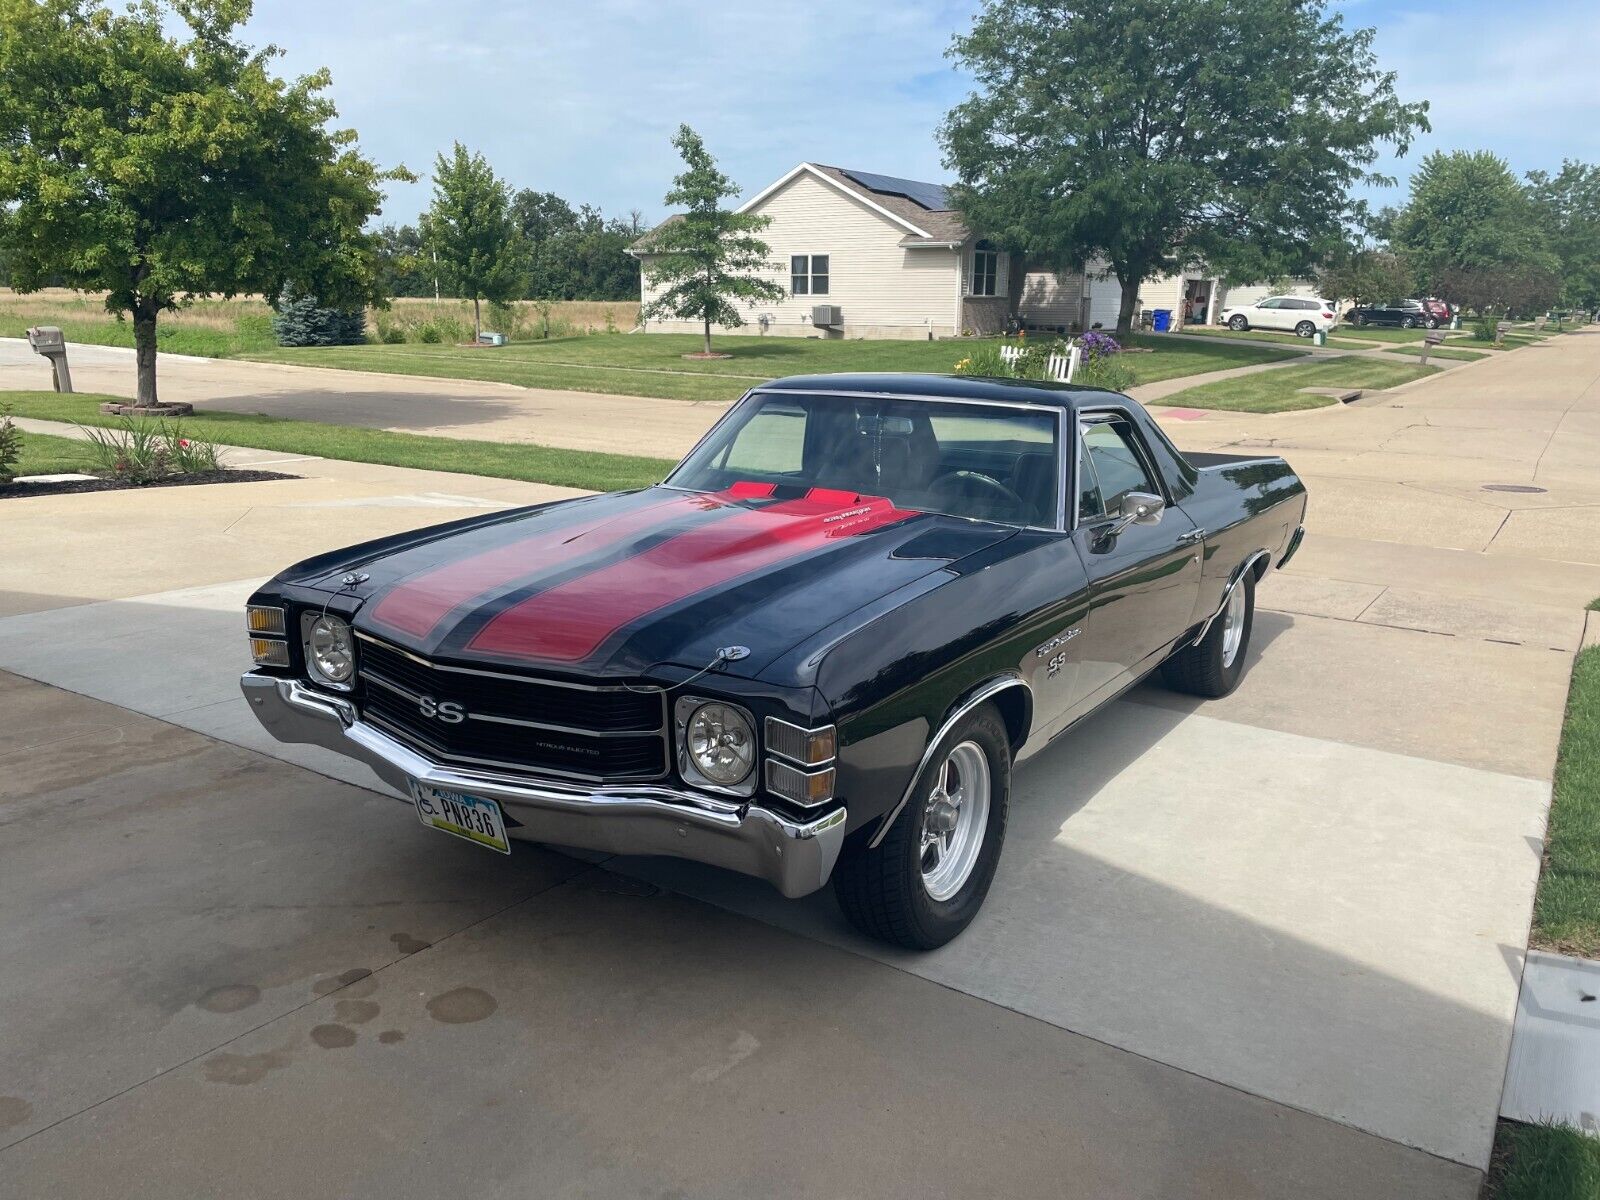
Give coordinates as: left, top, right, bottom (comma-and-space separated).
1258, 298, 1283, 309
1076, 437, 1104, 521
1080, 418, 1159, 518
716, 405, 806, 475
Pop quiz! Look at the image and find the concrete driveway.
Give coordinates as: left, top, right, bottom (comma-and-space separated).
3, 330, 1598, 1196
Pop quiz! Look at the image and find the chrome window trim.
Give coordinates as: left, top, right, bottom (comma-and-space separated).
763, 715, 837, 766
1077, 407, 1172, 515
674, 695, 759, 799
868, 674, 1031, 849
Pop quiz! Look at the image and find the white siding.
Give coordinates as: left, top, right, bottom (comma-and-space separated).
1217, 279, 1324, 310
1083, 262, 1221, 330
639, 171, 960, 339
1017, 268, 1086, 329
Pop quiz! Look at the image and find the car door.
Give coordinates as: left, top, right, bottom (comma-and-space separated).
1067, 410, 1203, 712
1254, 298, 1286, 330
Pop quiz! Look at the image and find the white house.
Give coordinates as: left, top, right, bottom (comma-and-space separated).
632, 163, 1011, 340
632, 160, 1279, 339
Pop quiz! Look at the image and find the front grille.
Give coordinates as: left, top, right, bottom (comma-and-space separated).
355, 635, 668, 782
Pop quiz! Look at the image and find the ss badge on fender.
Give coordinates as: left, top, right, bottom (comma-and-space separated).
1035, 628, 1081, 678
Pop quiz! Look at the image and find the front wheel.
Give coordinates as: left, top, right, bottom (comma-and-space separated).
1228, 315, 1249, 331
1295, 321, 1316, 338
1352, 313, 1367, 326
1425, 317, 1440, 329
1161, 570, 1256, 698
833, 704, 1011, 950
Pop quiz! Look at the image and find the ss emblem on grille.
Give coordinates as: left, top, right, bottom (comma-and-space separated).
418, 695, 465, 724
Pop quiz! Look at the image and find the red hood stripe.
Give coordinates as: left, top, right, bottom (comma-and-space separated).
370, 491, 727, 641
467, 490, 916, 663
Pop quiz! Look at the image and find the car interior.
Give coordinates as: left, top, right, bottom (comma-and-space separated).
671, 394, 1062, 527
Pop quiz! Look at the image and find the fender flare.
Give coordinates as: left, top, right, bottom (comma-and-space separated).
1190, 549, 1271, 648
867, 674, 1031, 849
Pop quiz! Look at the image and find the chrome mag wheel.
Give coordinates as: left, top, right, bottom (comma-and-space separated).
1220, 583, 1248, 669
919, 740, 991, 902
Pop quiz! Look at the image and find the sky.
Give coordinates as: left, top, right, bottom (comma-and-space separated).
238, 0, 1600, 229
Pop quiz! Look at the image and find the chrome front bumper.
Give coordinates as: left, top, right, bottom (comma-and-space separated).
240, 673, 847, 898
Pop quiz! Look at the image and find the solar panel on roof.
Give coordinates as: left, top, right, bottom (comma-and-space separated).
840, 168, 951, 211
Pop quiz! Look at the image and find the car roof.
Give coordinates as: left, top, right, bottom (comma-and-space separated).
752, 372, 1124, 411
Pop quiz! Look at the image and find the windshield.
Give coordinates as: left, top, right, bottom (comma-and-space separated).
667, 392, 1061, 527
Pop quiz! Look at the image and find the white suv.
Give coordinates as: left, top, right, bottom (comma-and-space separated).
1219, 295, 1338, 337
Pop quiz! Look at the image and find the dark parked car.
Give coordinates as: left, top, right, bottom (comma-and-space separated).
241, 374, 1307, 948
1345, 299, 1439, 329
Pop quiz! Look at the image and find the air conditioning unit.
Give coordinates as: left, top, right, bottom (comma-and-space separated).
811, 305, 842, 328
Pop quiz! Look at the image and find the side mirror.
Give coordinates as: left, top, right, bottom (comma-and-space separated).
1124, 491, 1165, 526
1096, 491, 1165, 544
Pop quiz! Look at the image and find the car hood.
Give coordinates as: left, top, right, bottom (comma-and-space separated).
309, 485, 1016, 679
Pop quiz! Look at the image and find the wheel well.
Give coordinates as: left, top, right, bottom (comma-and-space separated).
1251, 553, 1271, 582
987, 683, 1032, 755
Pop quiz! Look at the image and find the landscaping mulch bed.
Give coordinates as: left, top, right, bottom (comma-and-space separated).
0, 468, 296, 500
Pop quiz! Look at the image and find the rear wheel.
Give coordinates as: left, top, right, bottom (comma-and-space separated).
1425, 317, 1440, 329
1228, 315, 1249, 331
1294, 320, 1316, 338
1401, 316, 1417, 329
1161, 570, 1256, 698
1352, 312, 1367, 326
833, 704, 1011, 950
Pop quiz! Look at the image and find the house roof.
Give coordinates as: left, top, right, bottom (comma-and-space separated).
630, 162, 971, 253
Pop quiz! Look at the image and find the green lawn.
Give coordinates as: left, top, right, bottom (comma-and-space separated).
9, 429, 102, 477
1486, 1120, 1600, 1200
1530, 639, 1600, 956
1154, 356, 1439, 413
1325, 324, 1436, 342
0, 393, 673, 493
1178, 326, 1373, 349
1384, 344, 1491, 362
243, 332, 1301, 402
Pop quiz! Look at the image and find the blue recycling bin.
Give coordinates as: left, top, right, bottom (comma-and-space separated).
1151, 308, 1172, 332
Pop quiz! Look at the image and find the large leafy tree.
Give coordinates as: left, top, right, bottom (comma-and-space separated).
640, 125, 785, 356
0, 0, 405, 406
1392, 151, 1557, 307
420, 143, 528, 342
1526, 160, 1600, 309
941, 0, 1428, 337
1317, 248, 1415, 308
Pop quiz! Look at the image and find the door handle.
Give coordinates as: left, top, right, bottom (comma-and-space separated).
1178, 528, 1206, 544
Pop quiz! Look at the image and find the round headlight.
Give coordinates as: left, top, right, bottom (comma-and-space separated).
686, 702, 755, 786
307, 615, 355, 684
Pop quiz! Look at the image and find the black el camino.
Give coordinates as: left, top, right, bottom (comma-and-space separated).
242, 373, 1307, 948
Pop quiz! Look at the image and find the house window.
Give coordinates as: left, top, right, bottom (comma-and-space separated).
790, 255, 829, 296
969, 244, 1000, 296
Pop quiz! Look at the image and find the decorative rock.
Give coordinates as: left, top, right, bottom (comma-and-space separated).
13, 473, 99, 484
98, 402, 195, 416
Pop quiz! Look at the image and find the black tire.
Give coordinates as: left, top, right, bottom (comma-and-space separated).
1352, 312, 1367, 326
1294, 321, 1316, 338
1401, 316, 1417, 329
1161, 570, 1256, 698
1228, 315, 1249, 331
1425, 317, 1440, 329
833, 703, 1011, 950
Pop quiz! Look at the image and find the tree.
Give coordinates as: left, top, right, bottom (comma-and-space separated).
1318, 248, 1415, 307
640, 125, 785, 355
940, 0, 1428, 337
420, 144, 527, 342
0, 0, 405, 406
1526, 160, 1600, 309
1392, 151, 1557, 306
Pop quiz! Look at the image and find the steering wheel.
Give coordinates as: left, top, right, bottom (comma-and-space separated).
929, 469, 1026, 513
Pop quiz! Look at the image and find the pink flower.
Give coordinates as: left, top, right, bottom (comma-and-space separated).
179, 438, 191, 448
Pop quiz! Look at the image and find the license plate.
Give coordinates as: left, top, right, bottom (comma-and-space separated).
410, 781, 510, 854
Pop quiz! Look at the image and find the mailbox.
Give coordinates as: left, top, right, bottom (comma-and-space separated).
26, 325, 73, 392
1417, 329, 1447, 364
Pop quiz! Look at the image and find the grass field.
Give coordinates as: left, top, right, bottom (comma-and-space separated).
1156, 355, 1439, 413
245, 332, 1302, 402
8, 429, 102, 477
1384, 344, 1491, 362
1178, 326, 1374, 349
1323, 324, 1440, 342
1, 392, 672, 493
1530, 638, 1600, 956
1486, 1119, 1600, 1200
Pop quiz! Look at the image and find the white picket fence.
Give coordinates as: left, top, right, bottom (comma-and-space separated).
1000, 341, 1082, 383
